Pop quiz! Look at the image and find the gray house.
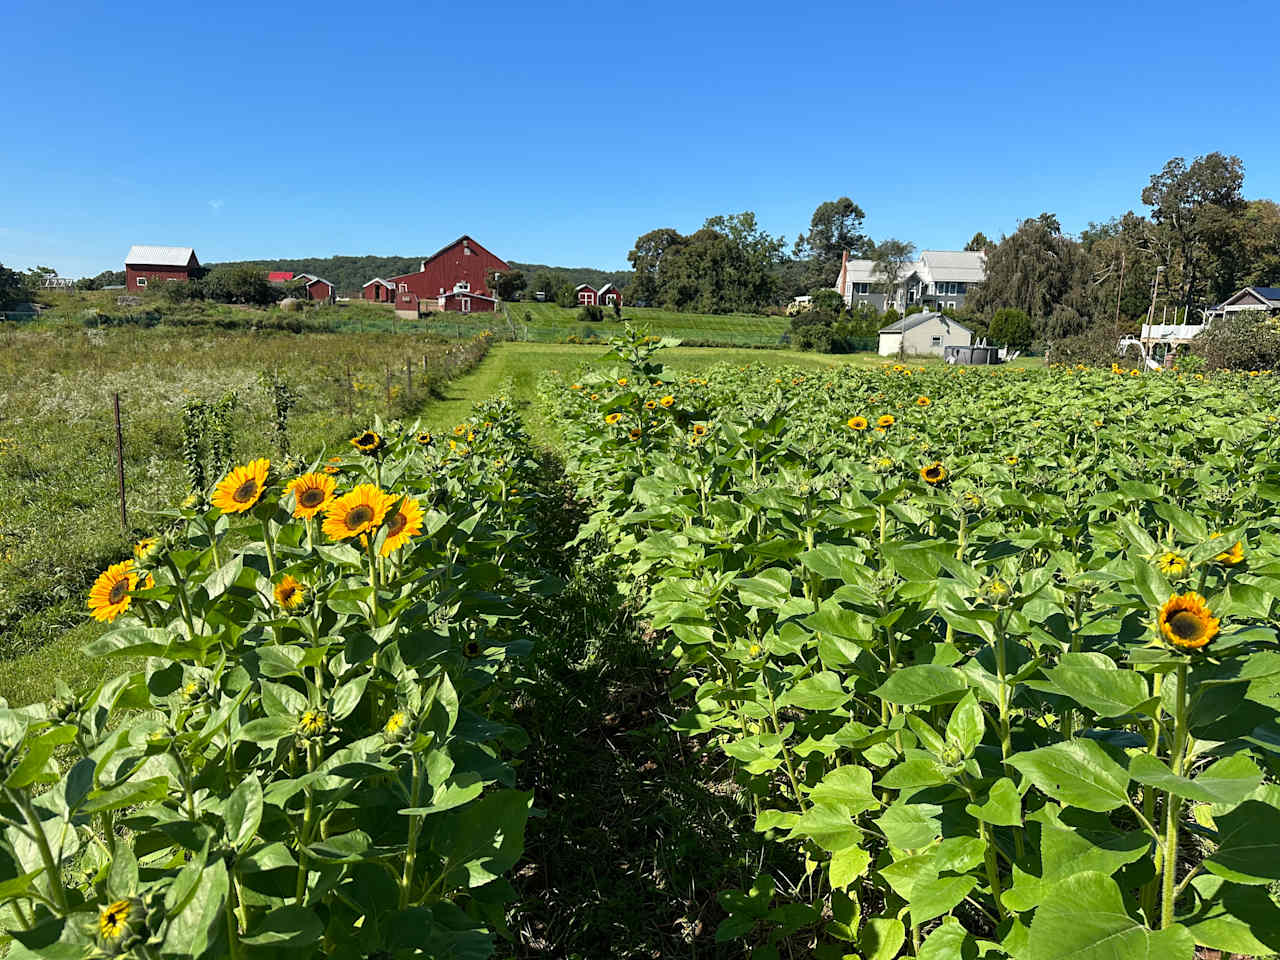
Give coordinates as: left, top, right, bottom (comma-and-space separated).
1208, 286, 1280, 319
878, 311, 973, 357
837, 249, 986, 313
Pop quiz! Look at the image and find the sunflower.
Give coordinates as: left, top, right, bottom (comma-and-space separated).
350, 430, 384, 456
1157, 552, 1188, 577
916, 396, 931, 407
274, 575, 309, 611
692, 424, 708, 437
417, 432, 433, 445
385, 710, 412, 739
87, 559, 141, 623
590, 393, 599, 400
748, 643, 762, 658
1005, 456, 1019, 465
322, 484, 393, 541
1210, 533, 1245, 566
847, 416, 868, 431
605, 413, 623, 425
877, 414, 895, 428
920, 462, 947, 485
296, 709, 329, 738
1158, 592, 1219, 651
132, 537, 160, 562
644, 400, 657, 410
97, 898, 136, 944
617, 377, 628, 387
379, 496, 424, 557
629, 428, 642, 440
660, 395, 675, 408
323, 465, 340, 475
453, 424, 468, 437
210, 459, 270, 514
570, 383, 583, 390
286, 472, 336, 519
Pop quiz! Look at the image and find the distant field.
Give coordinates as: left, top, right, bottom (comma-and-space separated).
327, 300, 796, 347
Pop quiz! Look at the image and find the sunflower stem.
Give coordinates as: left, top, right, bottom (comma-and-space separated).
1161, 662, 1188, 929
165, 557, 197, 639
6, 787, 68, 912
400, 752, 424, 909
261, 519, 278, 579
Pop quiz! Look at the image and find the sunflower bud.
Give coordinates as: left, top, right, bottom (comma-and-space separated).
982, 577, 1012, 607
296, 709, 329, 740
383, 709, 415, 745
96, 897, 148, 955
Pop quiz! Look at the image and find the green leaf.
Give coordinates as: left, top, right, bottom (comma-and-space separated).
828, 844, 871, 890
946, 691, 984, 757
240, 905, 324, 947
858, 917, 906, 960
874, 665, 968, 706
734, 568, 794, 608
223, 775, 263, 852
964, 777, 1022, 827
778, 672, 850, 711
875, 801, 941, 850
1183, 874, 1280, 954
1023, 871, 1195, 960
1129, 753, 1261, 805
82, 776, 169, 815
1040, 654, 1154, 717
1008, 739, 1130, 812
787, 803, 860, 853
5, 724, 77, 789
1205, 798, 1280, 885
809, 765, 879, 816
905, 875, 976, 923
919, 921, 978, 960
237, 716, 297, 744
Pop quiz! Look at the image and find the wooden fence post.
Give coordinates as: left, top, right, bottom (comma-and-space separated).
113, 393, 128, 535
385, 368, 392, 404
406, 359, 412, 401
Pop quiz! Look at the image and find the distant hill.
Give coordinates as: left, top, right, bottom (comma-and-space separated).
204, 255, 633, 297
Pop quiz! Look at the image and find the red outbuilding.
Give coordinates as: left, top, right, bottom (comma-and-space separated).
124, 245, 200, 290
295, 274, 335, 303
597, 282, 621, 306
575, 283, 597, 306
361, 278, 395, 302
383, 235, 510, 313
268, 271, 294, 284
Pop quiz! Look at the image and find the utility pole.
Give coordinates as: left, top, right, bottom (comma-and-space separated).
1113, 249, 1126, 346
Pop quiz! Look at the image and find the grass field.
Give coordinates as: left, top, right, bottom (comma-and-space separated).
0, 323, 488, 704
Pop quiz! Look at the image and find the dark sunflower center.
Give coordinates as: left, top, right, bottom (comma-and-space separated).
358, 433, 376, 446
926, 468, 942, 480
346, 505, 374, 528
279, 584, 297, 602
1169, 611, 1204, 640
298, 488, 325, 508
387, 511, 407, 537
107, 579, 129, 604
232, 479, 259, 503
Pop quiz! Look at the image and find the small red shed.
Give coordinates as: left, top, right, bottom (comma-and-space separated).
361, 278, 395, 302
296, 274, 334, 303
575, 283, 597, 306
597, 283, 621, 306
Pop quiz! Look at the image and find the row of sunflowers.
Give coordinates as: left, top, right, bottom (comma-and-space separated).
542, 327, 1280, 960
1, 396, 557, 959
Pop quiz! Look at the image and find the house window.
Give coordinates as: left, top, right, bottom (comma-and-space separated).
136, 276, 147, 287
947, 301, 956, 309
854, 282, 870, 295
399, 283, 407, 293
931, 336, 943, 347
957, 282, 967, 294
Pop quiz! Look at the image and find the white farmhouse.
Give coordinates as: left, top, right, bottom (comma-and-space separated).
878, 311, 973, 357
836, 249, 986, 313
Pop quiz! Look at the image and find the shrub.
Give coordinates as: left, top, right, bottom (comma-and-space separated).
1192, 312, 1280, 370
578, 305, 604, 323
989, 307, 1033, 351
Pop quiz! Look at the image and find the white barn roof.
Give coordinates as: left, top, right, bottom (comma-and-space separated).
125, 245, 196, 266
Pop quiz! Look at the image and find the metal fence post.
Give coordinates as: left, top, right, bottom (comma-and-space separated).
113, 393, 128, 535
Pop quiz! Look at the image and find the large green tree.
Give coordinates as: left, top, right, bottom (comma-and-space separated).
1140, 152, 1246, 310
0, 263, 27, 307
968, 214, 1084, 333
793, 197, 871, 287
870, 239, 916, 311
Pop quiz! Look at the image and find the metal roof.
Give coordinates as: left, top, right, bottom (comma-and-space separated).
879, 310, 973, 335
918, 250, 986, 283
125, 245, 196, 267
362, 277, 395, 287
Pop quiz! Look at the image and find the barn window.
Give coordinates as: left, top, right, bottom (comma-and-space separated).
399, 283, 407, 293
461, 298, 471, 312
136, 276, 147, 287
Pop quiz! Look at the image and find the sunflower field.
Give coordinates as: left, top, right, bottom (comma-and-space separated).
0, 397, 566, 958
538, 329, 1280, 959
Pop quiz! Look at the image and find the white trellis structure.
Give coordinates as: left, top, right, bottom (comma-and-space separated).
42, 277, 75, 289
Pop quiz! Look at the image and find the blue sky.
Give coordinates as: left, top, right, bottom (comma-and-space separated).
4, 0, 1279, 277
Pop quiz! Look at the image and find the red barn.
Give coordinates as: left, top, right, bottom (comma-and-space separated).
361, 278, 395, 302
386, 235, 510, 313
295, 274, 334, 303
268, 271, 294, 284
124, 245, 199, 290
575, 283, 597, 306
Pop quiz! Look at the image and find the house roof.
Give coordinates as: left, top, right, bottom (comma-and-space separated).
918, 250, 986, 283
879, 311, 973, 335
597, 282, 617, 294
302, 276, 332, 288
125, 245, 196, 267
574, 283, 597, 292
441, 290, 496, 302
418, 235, 511, 272
362, 277, 394, 288
1214, 286, 1280, 309
268, 271, 294, 282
